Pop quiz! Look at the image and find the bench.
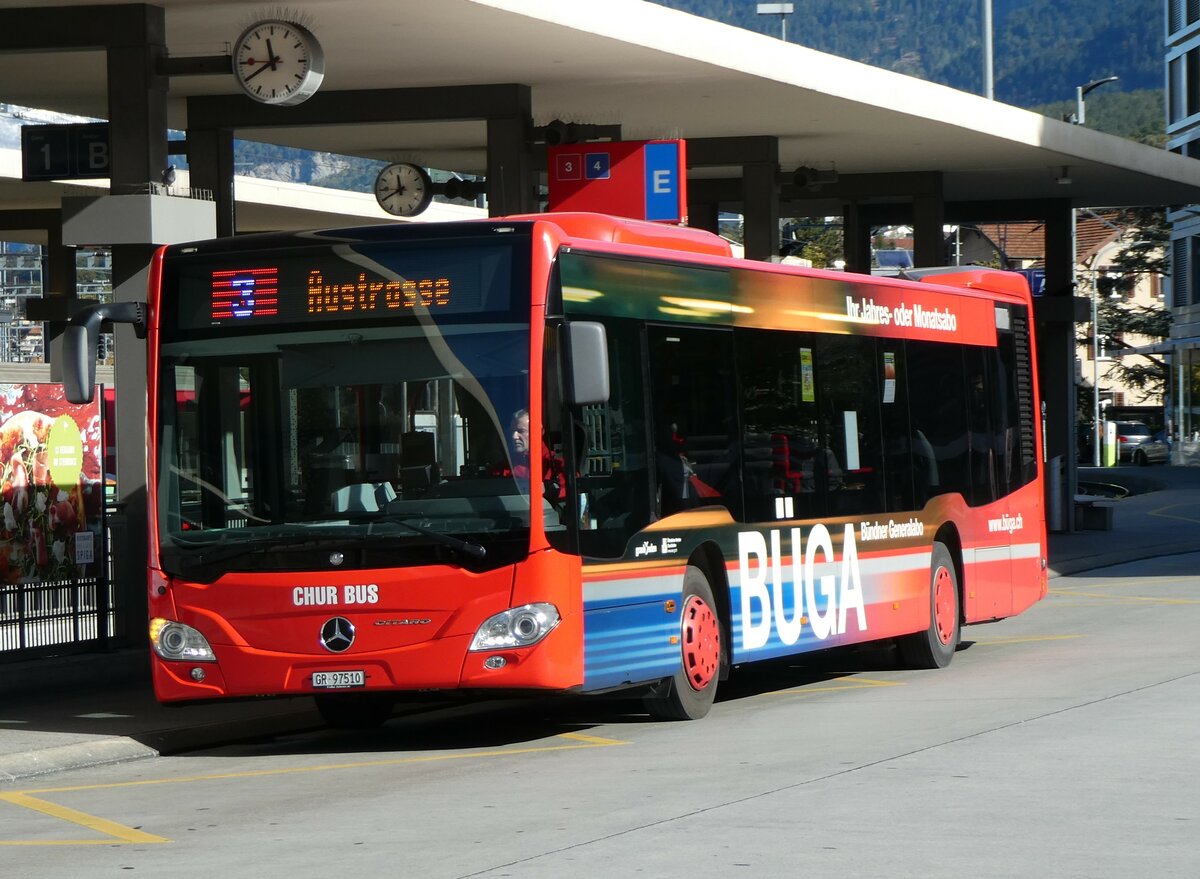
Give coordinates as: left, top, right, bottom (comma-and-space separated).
1074, 495, 1117, 531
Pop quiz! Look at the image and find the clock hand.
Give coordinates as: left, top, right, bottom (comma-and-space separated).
241, 58, 275, 84
265, 39, 279, 71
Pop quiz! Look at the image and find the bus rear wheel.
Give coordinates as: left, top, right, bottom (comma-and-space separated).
646, 565, 723, 721
898, 541, 960, 669
314, 692, 396, 729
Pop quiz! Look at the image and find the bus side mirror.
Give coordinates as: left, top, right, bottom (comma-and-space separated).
62, 323, 97, 404
61, 300, 148, 404
565, 321, 609, 406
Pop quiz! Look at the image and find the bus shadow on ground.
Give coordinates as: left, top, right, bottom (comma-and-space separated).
199, 641, 979, 758
713, 640, 939, 703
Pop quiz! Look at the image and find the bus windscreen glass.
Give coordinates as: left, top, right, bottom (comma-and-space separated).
154, 236, 541, 582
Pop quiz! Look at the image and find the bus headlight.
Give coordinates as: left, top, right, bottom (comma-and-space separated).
150, 618, 216, 662
469, 603, 560, 651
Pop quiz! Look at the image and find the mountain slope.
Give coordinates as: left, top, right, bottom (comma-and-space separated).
652, 0, 1161, 109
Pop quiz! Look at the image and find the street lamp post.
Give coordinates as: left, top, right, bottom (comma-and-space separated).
1091, 264, 1103, 466
756, 3, 794, 41
1075, 76, 1119, 126
983, 0, 993, 99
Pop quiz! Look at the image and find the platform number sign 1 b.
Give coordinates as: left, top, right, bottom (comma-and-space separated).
20, 122, 111, 182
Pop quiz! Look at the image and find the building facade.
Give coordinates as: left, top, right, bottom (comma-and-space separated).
1166, 0, 1200, 462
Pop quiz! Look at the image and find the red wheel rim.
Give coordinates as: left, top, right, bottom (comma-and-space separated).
681, 595, 720, 691
933, 565, 956, 645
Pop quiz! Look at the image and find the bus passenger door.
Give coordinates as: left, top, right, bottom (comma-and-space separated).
966, 345, 1013, 620
647, 326, 741, 520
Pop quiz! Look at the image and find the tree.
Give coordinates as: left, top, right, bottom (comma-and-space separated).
781, 218, 843, 268
1076, 208, 1171, 403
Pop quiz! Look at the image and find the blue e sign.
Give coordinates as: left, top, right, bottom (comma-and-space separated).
643, 141, 681, 222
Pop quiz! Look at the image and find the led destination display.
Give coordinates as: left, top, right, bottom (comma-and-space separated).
167, 239, 519, 333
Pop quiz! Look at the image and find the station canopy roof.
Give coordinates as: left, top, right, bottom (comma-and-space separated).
0, 0, 1197, 213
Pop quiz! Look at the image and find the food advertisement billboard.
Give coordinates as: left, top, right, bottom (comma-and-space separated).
0, 383, 104, 584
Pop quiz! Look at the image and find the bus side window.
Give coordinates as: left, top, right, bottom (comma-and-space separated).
735, 328, 821, 522
907, 340, 971, 504
647, 326, 741, 521
965, 345, 998, 506
880, 345, 916, 513
573, 319, 654, 559
814, 335, 885, 518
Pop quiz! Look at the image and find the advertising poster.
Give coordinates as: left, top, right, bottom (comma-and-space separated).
800, 348, 815, 402
0, 383, 104, 584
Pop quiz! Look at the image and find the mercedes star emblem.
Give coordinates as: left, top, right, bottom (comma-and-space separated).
329, 551, 345, 566
319, 617, 355, 653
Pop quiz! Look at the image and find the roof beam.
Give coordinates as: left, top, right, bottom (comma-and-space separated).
0, 4, 162, 51
186, 84, 533, 130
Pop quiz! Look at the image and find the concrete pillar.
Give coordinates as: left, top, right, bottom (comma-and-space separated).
1036, 201, 1078, 531
105, 11, 168, 637
186, 128, 236, 237
486, 112, 535, 216
913, 185, 945, 267
43, 220, 76, 365
843, 203, 872, 274
688, 201, 719, 234
742, 162, 779, 262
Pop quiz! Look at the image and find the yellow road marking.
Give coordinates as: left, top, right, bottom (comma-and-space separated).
1049, 588, 1200, 605
1147, 503, 1200, 525
556, 732, 627, 746
970, 635, 1084, 646
1, 732, 627, 846
0, 792, 169, 846
760, 676, 902, 697
13, 732, 629, 798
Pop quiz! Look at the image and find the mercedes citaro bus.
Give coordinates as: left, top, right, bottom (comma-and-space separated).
63, 212, 1047, 727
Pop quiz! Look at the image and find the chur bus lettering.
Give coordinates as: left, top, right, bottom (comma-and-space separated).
738, 523, 867, 649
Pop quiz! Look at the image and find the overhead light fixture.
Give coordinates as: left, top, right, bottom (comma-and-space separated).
1056, 166, 1072, 185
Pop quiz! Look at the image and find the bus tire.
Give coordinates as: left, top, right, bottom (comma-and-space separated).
314, 692, 396, 729
645, 565, 723, 721
898, 541, 960, 669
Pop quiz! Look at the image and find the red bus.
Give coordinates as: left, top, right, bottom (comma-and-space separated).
64, 213, 1046, 726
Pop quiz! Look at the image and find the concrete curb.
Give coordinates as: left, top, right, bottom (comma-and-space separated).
0, 737, 158, 784
1048, 540, 1200, 578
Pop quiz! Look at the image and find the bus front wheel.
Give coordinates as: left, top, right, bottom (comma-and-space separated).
646, 565, 723, 721
898, 541, 960, 669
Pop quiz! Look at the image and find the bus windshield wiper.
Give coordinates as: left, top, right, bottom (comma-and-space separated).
375, 519, 487, 559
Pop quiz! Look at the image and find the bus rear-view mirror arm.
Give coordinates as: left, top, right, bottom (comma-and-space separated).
564, 321, 609, 406
63, 301, 148, 405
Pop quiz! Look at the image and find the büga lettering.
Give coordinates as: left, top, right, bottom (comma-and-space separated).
738, 523, 867, 650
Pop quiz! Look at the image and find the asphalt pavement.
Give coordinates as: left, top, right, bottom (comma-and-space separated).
4, 463, 1200, 784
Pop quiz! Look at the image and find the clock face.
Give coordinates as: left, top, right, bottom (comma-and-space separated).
374, 163, 433, 217
233, 20, 325, 106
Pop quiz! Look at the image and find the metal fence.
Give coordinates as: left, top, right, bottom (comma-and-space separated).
0, 507, 123, 663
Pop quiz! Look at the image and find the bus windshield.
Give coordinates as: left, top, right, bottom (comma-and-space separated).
153, 234, 536, 581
